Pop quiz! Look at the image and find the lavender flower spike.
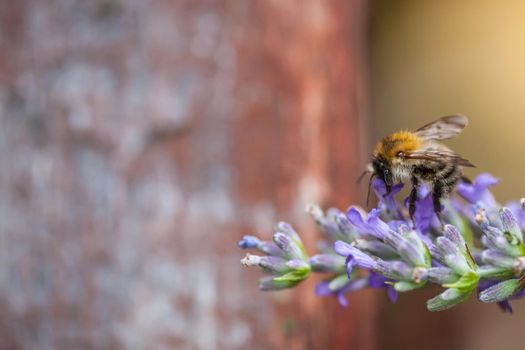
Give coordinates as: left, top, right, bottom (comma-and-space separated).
239, 170, 525, 312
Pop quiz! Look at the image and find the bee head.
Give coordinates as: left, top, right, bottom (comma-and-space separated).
372, 157, 393, 194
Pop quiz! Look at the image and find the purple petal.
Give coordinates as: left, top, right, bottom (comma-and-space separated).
315, 281, 332, 297
457, 173, 498, 207
346, 207, 391, 240
497, 300, 513, 314
334, 241, 377, 270
368, 271, 389, 288
387, 285, 398, 303
407, 189, 438, 234
475, 173, 500, 188
345, 255, 356, 278
373, 178, 403, 198
374, 179, 404, 218
334, 240, 353, 256
337, 292, 349, 307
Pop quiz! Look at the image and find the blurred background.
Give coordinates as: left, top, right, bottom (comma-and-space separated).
1, 0, 525, 349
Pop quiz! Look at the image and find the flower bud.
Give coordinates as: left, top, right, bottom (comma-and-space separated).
238, 235, 261, 249
275, 222, 302, 243
479, 278, 523, 303
443, 225, 466, 251
309, 254, 345, 273
335, 213, 358, 241
436, 237, 472, 275
258, 276, 299, 291
499, 207, 523, 245
241, 254, 290, 274
426, 267, 459, 284
484, 226, 523, 257
334, 240, 378, 272
286, 259, 310, 272
397, 239, 427, 267
353, 239, 398, 259
481, 249, 515, 269
427, 287, 473, 312
375, 260, 413, 281
306, 204, 341, 238
273, 232, 306, 261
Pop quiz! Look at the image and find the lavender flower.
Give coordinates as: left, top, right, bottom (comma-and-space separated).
239, 171, 525, 313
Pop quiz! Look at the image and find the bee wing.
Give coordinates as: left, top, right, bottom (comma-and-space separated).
413, 115, 468, 141
404, 150, 475, 167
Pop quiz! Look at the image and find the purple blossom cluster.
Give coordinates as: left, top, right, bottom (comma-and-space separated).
238, 173, 525, 312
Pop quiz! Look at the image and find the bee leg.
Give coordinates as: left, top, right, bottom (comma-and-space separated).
384, 183, 392, 197
432, 181, 445, 226
409, 177, 418, 227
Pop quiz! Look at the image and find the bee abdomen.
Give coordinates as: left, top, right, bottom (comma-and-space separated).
414, 163, 462, 195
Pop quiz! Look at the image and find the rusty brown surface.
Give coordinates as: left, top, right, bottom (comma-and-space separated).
0, 0, 373, 349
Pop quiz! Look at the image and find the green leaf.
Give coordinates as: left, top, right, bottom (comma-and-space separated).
442, 271, 479, 291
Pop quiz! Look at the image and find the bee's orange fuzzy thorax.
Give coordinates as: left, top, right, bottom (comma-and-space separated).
374, 131, 422, 161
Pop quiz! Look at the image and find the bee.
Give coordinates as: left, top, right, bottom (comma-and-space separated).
360, 115, 475, 223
